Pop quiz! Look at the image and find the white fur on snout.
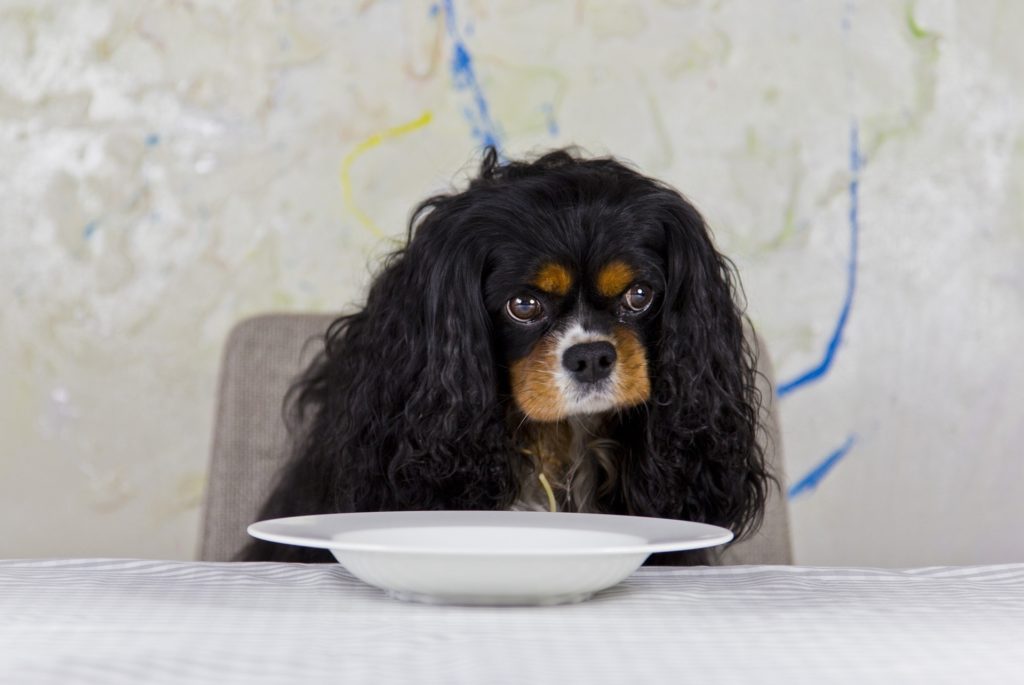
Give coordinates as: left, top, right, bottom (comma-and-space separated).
553, 322, 622, 416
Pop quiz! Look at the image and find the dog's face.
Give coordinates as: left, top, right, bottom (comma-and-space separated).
482, 209, 667, 422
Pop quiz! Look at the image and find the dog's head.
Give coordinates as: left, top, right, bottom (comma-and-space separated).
407, 148, 745, 423
484, 187, 664, 422
291, 147, 769, 538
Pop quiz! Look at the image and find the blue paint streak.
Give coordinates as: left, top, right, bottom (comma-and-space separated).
541, 103, 559, 136
83, 221, 98, 240
428, 3, 439, 18
777, 121, 861, 397
442, 0, 501, 151
782, 7, 862, 500
788, 435, 857, 499
144, 133, 160, 147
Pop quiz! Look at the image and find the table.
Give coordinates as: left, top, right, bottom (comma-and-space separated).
2, 559, 1023, 684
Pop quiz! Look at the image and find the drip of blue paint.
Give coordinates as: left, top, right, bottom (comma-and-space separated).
83, 221, 98, 240
777, 121, 861, 397
541, 103, 559, 137
442, 0, 502, 152
788, 434, 857, 499
144, 133, 160, 147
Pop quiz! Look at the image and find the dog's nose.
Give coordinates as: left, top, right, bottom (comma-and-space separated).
562, 342, 617, 384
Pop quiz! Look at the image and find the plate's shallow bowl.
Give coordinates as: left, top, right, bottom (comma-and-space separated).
247, 511, 733, 605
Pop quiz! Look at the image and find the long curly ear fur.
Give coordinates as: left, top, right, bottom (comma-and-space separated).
614, 185, 773, 543
240, 182, 524, 561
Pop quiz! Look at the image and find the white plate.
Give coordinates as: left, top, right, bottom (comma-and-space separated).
248, 511, 733, 606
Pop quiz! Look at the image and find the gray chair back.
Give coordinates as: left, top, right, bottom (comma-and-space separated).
199, 313, 792, 564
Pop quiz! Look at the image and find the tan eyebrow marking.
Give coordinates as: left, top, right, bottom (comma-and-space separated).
532, 262, 573, 296
596, 260, 635, 297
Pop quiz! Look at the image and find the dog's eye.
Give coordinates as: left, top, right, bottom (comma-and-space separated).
621, 284, 653, 313
506, 296, 544, 323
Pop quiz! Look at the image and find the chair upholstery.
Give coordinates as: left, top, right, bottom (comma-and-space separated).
198, 313, 792, 564
199, 314, 332, 562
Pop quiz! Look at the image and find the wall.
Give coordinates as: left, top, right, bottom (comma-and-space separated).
2, 0, 1022, 565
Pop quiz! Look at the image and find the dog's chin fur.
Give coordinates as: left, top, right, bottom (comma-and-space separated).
511, 414, 620, 515
240, 147, 775, 565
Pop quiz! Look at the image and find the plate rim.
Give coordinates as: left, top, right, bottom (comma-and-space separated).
247, 510, 734, 556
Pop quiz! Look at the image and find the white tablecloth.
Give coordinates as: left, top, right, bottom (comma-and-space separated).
2, 559, 1023, 684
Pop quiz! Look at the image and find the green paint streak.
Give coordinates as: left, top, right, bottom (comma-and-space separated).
745, 127, 759, 155
860, 2, 942, 165
763, 171, 803, 251
905, 2, 935, 40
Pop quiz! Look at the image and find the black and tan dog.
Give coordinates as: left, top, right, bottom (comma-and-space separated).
242, 148, 774, 563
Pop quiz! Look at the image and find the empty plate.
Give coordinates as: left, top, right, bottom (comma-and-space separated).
247, 510, 733, 605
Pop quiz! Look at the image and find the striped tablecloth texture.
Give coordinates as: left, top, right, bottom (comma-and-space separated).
2, 559, 1023, 684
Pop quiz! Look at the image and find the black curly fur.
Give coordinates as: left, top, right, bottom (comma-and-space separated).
240, 147, 773, 564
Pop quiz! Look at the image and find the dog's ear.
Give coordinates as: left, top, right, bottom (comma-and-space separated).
619, 189, 771, 541
258, 194, 521, 521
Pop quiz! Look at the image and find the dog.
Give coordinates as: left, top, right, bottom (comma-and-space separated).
240, 147, 774, 564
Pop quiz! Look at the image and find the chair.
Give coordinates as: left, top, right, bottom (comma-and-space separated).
198, 313, 793, 564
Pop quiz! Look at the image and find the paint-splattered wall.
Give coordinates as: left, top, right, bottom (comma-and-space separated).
2, 0, 1022, 565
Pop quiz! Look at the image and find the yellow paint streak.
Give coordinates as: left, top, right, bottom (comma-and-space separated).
339, 111, 434, 237
596, 260, 635, 297
532, 262, 573, 296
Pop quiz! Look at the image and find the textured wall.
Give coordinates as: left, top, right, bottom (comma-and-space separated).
2, 0, 1022, 565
